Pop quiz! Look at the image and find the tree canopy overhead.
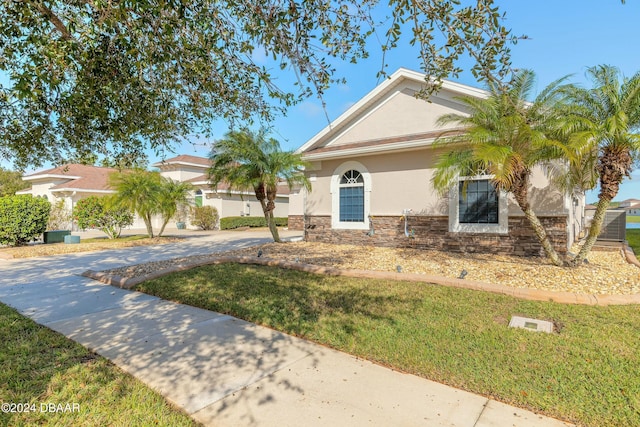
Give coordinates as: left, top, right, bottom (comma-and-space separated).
0, 0, 517, 168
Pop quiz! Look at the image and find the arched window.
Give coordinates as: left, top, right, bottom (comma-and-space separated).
331, 161, 371, 230
339, 170, 364, 222
194, 189, 203, 207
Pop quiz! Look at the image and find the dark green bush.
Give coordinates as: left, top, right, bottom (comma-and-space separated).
0, 195, 51, 246
190, 206, 219, 230
220, 216, 288, 230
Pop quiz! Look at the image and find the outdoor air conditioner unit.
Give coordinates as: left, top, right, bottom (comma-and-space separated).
597, 209, 626, 241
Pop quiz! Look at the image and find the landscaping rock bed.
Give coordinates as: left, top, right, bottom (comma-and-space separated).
103, 241, 640, 295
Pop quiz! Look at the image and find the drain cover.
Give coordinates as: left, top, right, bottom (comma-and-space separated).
509, 316, 554, 333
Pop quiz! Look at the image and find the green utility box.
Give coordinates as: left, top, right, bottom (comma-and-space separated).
43, 230, 71, 244
64, 235, 80, 244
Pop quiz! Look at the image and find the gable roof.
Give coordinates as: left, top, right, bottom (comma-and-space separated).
297, 68, 488, 160
23, 164, 117, 192
151, 154, 211, 169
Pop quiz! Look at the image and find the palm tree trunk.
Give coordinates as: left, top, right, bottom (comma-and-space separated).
158, 219, 169, 237
144, 214, 154, 238
521, 205, 565, 267
572, 146, 631, 265
256, 189, 281, 243
572, 196, 611, 265
512, 173, 565, 266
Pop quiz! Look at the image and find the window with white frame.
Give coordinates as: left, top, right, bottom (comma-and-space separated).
331, 161, 371, 230
449, 176, 508, 234
458, 179, 499, 224
339, 170, 365, 222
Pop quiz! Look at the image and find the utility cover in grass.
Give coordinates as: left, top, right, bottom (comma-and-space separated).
509, 316, 554, 333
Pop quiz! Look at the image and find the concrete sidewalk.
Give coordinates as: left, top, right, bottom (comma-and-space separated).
0, 231, 572, 426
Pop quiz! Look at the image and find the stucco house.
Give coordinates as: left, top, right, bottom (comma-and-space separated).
18, 164, 118, 229
625, 204, 640, 216
19, 154, 290, 230
288, 68, 585, 256
151, 155, 290, 219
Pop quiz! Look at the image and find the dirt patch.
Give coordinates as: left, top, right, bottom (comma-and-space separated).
0, 236, 183, 259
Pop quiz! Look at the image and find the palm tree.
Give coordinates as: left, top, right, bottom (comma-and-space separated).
563, 65, 640, 265
110, 169, 162, 237
157, 178, 193, 237
432, 70, 570, 267
208, 129, 310, 243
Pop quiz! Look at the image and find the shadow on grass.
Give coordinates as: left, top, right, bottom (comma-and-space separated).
0, 302, 198, 426
136, 263, 415, 339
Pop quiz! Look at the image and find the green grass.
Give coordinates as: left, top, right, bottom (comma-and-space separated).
628, 216, 640, 224
135, 263, 640, 427
0, 303, 199, 427
627, 229, 640, 254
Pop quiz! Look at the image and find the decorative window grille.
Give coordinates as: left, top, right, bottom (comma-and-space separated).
339, 170, 364, 222
458, 179, 499, 224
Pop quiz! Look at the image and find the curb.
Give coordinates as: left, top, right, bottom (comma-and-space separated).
82, 256, 640, 306
622, 243, 640, 268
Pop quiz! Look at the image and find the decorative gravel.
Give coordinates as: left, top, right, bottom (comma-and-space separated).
103, 241, 640, 296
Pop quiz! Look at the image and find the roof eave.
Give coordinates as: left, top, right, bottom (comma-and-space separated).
23, 174, 82, 181
302, 138, 440, 161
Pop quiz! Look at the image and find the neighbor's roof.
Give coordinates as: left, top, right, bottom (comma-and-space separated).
23, 164, 117, 192
151, 154, 211, 168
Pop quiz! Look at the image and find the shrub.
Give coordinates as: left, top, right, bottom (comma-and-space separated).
0, 195, 50, 246
47, 199, 71, 230
74, 196, 134, 239
190, 206, 219, 230
220, 216, 288, 230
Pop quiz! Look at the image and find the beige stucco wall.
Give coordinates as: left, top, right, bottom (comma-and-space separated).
158, 165, 207, 182
303, 148, 568, 218
329, 84, 469, 147
203, 193, 289, 219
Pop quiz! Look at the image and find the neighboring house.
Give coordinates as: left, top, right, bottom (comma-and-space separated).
151, 155, 290, 220
288, 68, 585, 256
618, 198, 640, 208
625, 203, 640, 216
19, 155, 290, 231
17, 164, 117, 230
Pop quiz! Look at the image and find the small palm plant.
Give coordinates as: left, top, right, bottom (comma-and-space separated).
110, 169, 162, 238
560, 65, 640, 264
157, 178, 193, 236
208, 129, 310, 242
433, 70, 571, 266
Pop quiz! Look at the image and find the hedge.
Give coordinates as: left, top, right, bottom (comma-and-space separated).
0, 195, 51, 246
220, 216, 288, 230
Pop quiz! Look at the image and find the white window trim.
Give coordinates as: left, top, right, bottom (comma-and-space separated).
330, 161, 371, 230
449, 175, 508, 234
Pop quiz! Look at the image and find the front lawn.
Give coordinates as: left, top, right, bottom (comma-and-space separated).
136, 263, 640, 427
0, 303, 199, 426
627, 229, 640, 254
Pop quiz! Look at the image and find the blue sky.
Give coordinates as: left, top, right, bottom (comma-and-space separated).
10, 2, 640, 202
